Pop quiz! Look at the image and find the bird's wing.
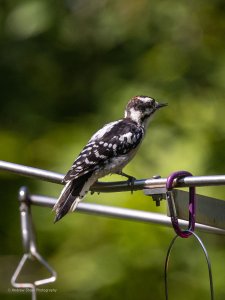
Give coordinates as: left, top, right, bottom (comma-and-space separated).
63, 119, 144, 182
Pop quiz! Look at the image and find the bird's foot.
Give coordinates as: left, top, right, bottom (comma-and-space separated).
116, 171, 136, 194
90, 181, 100, 195
127, 176, 136, 194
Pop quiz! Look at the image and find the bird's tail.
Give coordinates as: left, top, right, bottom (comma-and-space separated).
53, 172, 93, 223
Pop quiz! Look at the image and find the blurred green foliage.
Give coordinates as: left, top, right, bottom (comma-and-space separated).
0, 0, 225, 299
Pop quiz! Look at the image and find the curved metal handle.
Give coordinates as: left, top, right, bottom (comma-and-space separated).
166, 171, 196, 238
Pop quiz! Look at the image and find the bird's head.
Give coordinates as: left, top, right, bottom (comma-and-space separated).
124, 95, 167, 127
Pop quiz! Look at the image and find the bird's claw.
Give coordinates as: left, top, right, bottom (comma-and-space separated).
90, 190, 100, 195
116, 171, 136, 194
127, 176, 136, 194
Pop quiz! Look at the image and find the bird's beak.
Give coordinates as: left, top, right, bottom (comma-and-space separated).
155, 102, 168, 110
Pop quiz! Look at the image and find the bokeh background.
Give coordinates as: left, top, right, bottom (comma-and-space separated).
0, 0, 225, 299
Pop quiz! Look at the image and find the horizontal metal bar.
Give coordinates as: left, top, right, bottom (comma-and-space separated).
30, 194, 225, 235
1, 160, 225, 192
0, 160, 63, 184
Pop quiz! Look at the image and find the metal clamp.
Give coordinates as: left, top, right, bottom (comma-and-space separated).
11, 187, 57, 300
166, 171, 196, 238
144, 175, 167, 206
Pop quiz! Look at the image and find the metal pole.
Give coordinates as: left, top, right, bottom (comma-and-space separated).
0, 160, 63, 184
30, 194, 225, 235
1, 160, 225, 191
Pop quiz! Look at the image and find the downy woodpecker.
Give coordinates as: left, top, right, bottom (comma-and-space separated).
53, 96, 167, 222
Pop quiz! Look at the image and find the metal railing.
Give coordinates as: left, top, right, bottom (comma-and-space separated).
1, 159, 225, 300
1, 160, 225, 234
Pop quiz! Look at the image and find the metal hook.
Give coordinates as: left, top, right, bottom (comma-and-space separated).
164, 231, 214, 300
11, 186, 57, 300
166, 171, 196, 238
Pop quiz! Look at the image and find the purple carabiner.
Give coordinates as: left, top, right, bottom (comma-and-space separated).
166, 171, 196, 238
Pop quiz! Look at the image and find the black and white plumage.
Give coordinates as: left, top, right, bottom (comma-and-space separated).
53, 96, 167, 222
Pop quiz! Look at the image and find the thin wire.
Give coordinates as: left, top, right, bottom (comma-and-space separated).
164, 231, 214, 300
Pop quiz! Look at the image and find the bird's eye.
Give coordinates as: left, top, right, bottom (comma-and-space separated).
151, 99, 156, 106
